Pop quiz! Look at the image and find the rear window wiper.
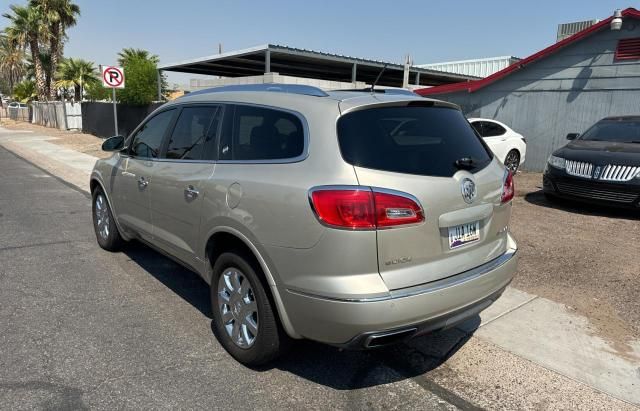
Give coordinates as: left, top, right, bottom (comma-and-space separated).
454, 157, 476, 170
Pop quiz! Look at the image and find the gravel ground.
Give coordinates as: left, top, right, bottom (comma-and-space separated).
0, 119, 110, 159
510, 172, 640, 358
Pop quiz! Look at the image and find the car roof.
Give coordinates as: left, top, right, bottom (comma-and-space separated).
170, 84, 459, 113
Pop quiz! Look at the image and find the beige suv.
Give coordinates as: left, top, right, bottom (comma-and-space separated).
91, 84, 518, 366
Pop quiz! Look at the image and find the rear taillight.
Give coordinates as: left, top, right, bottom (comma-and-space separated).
310, 187, 424, 230
374, 191, 424, 227
501, 170, 515, 203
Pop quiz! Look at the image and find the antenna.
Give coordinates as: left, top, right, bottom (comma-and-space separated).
370, 63, 388, 93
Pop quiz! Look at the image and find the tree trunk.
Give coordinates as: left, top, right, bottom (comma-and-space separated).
29, 37, 47, 101
74, 84, 81, 101
48, 23, 61, 100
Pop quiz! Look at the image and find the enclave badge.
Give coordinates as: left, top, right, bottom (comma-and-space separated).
461, 178, 477, 204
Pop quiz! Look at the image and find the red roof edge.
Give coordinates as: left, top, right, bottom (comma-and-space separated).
416, 7, 640, 96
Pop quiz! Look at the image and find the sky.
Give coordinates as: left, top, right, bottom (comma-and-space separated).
1, 0, 636, 85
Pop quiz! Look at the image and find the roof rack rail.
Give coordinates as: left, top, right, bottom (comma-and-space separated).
335, 88, 417, 96
183, 83, 329, 98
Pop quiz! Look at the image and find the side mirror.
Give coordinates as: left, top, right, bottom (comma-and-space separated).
566, 133, 579, 140
102, 135, 126, 152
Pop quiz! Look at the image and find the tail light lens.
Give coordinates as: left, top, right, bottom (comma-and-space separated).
310, 187, 424, 230
501, 170, 515, 203
374, 191, 424, 227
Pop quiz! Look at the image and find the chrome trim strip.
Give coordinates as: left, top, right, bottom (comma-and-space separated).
126, 102, 310, 165
287, 247, 517, 303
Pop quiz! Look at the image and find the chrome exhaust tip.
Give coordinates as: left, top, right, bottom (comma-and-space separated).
364, 327, 417, 348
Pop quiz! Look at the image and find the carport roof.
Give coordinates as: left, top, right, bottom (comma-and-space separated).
159, 44, 479, 87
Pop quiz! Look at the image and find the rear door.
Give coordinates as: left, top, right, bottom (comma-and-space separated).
149, 105, 221, 268
337, 103, 511, 290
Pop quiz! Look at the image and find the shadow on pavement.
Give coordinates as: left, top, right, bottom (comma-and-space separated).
123, 241, 213, 318
272, 320, 478, 390
122, 240, 479, 389
524, 189, 640, 221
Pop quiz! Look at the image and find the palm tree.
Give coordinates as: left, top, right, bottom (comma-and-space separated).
25, 52, 51, 83
117, 48, 160, 66
31, 0, 80, 99
3, 4, 47, 101
0, 34, 26, 95
13, 79, 36, 102
54, 57, 98, 101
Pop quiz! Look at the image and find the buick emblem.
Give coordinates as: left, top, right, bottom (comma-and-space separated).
461, 178, 477, 204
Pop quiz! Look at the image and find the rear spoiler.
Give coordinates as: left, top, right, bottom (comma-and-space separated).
339, 97, 460, 115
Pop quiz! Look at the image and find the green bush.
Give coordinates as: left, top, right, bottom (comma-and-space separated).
117, 56, 159, 106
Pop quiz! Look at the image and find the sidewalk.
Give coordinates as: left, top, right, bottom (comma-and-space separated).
0, 128, 97, 192
1, 126, 638, 408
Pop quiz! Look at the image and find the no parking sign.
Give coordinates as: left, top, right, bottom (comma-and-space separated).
100, 65, 125, 135
101, 66, 125, 89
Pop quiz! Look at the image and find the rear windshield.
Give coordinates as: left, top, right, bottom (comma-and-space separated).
580, 119, 640, 143
337, 105, 492, 177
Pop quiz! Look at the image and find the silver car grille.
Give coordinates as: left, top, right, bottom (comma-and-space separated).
599, 164, 640, 182
565, 160, 593, 179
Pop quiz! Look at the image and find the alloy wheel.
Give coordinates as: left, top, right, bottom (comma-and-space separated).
95, 194, 110, 240
217, 268, 259, 348
505, 151, 520, 173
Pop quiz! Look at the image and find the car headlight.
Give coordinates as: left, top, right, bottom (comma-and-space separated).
547, 155, 565, 169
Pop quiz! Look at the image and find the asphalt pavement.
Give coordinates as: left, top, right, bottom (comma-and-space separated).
0, 146, 478, 409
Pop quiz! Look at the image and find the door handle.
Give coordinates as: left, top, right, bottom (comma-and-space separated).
185, 185, 199, 199
138, 176, 149, 188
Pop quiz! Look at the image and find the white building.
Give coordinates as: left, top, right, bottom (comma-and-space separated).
417, 56, 521, 78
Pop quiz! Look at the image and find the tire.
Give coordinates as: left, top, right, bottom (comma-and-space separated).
92, 187, 124, 251
504, 149, 521, 173
210, 251, 290, 366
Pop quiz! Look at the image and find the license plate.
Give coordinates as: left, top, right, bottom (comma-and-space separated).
448, 221, 480, 249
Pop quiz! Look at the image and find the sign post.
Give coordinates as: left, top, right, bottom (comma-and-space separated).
100, 65, 125, 136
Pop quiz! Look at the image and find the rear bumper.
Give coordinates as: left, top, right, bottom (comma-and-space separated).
543, 169, 640, 208
280, 235, 518, 346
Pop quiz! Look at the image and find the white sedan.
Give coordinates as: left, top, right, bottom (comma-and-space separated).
468, 118, 527, 172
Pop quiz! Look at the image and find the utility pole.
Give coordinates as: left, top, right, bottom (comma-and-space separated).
218, 43, 223, 79
402, 54, 412, 89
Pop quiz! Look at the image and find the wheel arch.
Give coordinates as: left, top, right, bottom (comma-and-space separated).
89, 176, 131, 241
204, 227, 301, 339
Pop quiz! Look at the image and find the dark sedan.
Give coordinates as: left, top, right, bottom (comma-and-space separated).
543, 116, 640, 208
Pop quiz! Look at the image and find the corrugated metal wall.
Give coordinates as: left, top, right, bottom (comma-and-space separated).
418, 56, 520, 78
435, 24, 640, 172
557, 19, 599, 42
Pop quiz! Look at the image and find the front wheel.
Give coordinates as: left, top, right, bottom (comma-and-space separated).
504, 149, 521, 173
210, 251, 290, 366
92, 188, 124, 251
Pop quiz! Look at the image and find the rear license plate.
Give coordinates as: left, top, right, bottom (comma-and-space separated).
448, 221, 480, 249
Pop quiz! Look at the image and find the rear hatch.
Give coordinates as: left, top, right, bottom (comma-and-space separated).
337, 101, 512, 290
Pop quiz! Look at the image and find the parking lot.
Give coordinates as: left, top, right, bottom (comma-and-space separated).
511, 173, 639, 356
1, 124, 638, 409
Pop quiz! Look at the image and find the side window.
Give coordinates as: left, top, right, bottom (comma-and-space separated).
220, 105, 304, 161
129, 109, 175, 158
164, 106, 219, 160
482, 121, 506, 137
